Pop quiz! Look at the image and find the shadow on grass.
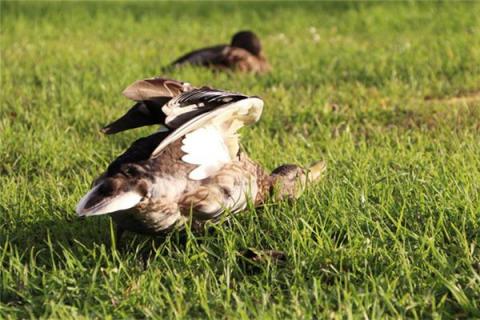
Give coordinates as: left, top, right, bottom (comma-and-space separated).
1, 210, 244, 268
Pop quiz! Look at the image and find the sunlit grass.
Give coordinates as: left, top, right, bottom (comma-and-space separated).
1, 1, 479, 318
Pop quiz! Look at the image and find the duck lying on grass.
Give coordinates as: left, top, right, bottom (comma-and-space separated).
166, 30, 270, 74
76, 78, 324, 241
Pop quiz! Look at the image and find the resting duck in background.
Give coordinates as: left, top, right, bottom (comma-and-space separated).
77, 78, 324, 240
167, 30, 270, 74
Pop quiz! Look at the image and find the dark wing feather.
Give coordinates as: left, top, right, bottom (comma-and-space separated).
106, 130, 170, 175
102, 78, 194, 135
101, 99, 169, 135
163, 87, 248, 128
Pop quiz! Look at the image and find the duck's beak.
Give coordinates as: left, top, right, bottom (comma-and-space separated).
76, 184, 143, 217
101, 101, 167, 135
307, 161, 326, 182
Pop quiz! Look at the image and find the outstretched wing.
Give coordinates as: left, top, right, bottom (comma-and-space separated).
151, 90, 264, 180
122, 77, 193, 101
102, 78, 194, 135
162, 87, 248, 128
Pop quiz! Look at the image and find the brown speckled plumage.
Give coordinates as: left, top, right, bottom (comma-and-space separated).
108, 140, 271, 236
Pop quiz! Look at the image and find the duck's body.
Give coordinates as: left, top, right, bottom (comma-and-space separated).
108, 139, 270, 235
168, 31, 270, 74
77, 79, 324, 238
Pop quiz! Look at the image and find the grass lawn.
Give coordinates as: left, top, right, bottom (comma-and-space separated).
1, 1, 480, 318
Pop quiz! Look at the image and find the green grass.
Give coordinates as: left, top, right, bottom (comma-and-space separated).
1, 1, 480, 318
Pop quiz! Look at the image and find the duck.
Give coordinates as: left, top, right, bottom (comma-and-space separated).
166, 30, 270, 74
76, 79, 325, 241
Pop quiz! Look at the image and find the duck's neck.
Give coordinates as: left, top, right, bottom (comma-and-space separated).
254, 166, 274, 206
237, 151, 272, 206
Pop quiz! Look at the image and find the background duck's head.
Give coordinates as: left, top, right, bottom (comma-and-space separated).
231, 30, 262, 56
270, 161, 326, 200
76, 163, 152, 217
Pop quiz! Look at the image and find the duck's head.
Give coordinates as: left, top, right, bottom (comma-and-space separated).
270, 161, 326, 200
231, 30, 262, 56
76, 163, 152, 217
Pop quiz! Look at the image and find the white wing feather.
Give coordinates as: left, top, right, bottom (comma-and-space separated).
181, 126, 231, 180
